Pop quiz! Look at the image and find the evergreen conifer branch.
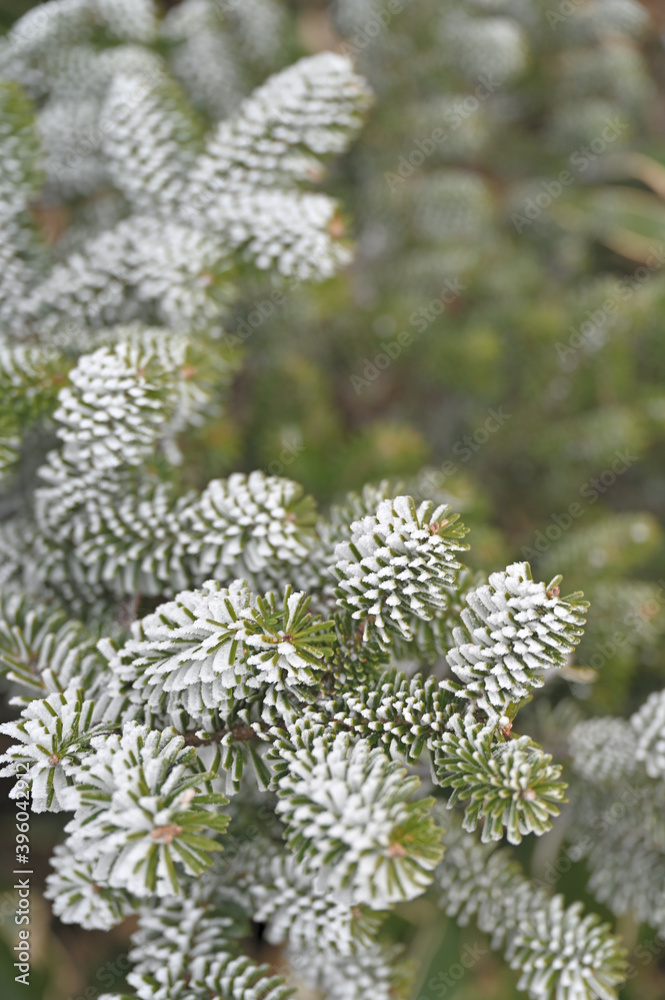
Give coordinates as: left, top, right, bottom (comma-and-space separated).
436, 824, 627, 1000
444, 562, 588, 721
567, 701, 665, 935
0, 4, 657, 995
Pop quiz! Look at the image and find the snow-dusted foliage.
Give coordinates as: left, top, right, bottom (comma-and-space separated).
271, 724, 443, 906
0, 3, 657, 999
445, 562, 587, 720
0, 2, 371, 346
437, 823, 626, 1000
567, 701, 665, 937
334, 496, 468, 647
0, 443, 624, 1000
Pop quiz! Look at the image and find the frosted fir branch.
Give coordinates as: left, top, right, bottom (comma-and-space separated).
63, 722, 230, 897
183, 472, 318, 586
0, 592, 103, 700
444, 562, 587, 721
38, 96, 108, 199
186, 53, 372, 196
30, 327, 314, 593
36, 469, 318, 602
230, 839, 382, 956
36, 45, 168, 199
50, 340, 180, 467
568, 716, 640, 785
173, 54, 372, 280
433, 714, 567, 844
334, 496, 469, 648
0, 80, 43, 206
631, 688, 665, 779
317, 669, 454, 762
88, 562, 577, 834
114, 877, 291, 1000
184, 186, 355, 280
162, 0, 247, 120
102, 72, 204, 212
34, 333, 192, 539
0, 688, 106, 811
210, 0, 286, 69
4, 1, 158, 65
289, 480, 399, 602
45, 841, 137, 930
569, 775, 665, 938
35, 325, 224, 482
0, 80, 46, 336
25, 216, 232, 338
112, 652, 570, 844
436, 824, 627, 1000
567, 697, 665, 935
104, 579, 334, 725
270, 722, 444, 908
0, 343, 64, 405
508, 897, 627, 1000
0, 21, 373, 347
29, 337, 318, 599
289, 942, 403, 1000
94, 0, 159, 46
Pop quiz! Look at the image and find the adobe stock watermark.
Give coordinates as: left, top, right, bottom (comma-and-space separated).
267, 433, 305, 477
545, 0, 599, 31
338, 0, 408, 59
219, 286, 288, 351
64, 955, 131, 1000
412, 408, 512, 500
350, 277, 466, 394
579, 577, 665, 674
626, 932, 665, 981
533, 782, 648, 893
11, 761, 32, 986
520, 449, 638, 559
417, 940, 488, 999
555, 244, 665, 364
49, 64, 169, 182
511, 118, 629, 233
385, 75, 500, 191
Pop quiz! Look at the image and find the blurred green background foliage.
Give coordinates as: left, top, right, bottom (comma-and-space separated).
3, 0, 665, 997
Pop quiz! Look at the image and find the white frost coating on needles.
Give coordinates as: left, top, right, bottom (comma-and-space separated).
234, 842, 377, 957
63, 722, 223, 897
275, 731, 440, 907
32, 339, 321, 598
569, 716, 639, 784
107, 579, 329, 725
45, 842, 135, 930
0, 688, 95, 811
188, 53, 372, 192
631, 689, 665, 779
186, 471, 313, 578
35, 352, 315, 592
334, 495, 466, 645
103, 71, 200, 212
26, 217, 230, 337
437, 826, 625, 1000
447, 561, 586, 717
